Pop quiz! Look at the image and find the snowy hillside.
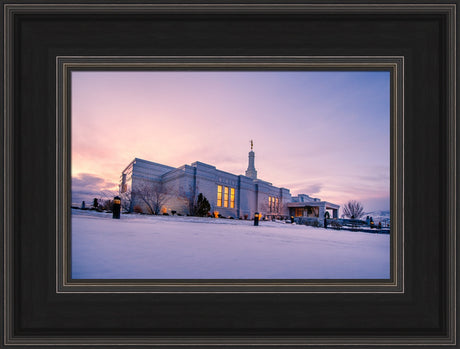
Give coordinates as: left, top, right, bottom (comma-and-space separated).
363, 210, 391, 224
72, 209, 390, 279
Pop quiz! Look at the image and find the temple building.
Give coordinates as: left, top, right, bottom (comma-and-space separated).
120, 142, 339, 222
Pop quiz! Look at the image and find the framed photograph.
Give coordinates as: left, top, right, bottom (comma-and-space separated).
2, 1, 457, 347
63, 57, 400, 289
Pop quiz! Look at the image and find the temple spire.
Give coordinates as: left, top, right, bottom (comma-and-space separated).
245, 140, 257, 179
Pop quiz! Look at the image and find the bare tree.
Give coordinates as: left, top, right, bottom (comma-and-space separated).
99, 189, 118, 201
258, 197, 287, 220
133, 181, 169, 215
120, 189, 133, 212
342, 200, 365, 220
94, 190, 118, 211
179, 184, 198, 216
258, 201, 269, 216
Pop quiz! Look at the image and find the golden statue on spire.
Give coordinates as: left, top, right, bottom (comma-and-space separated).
250, 139, 253, 150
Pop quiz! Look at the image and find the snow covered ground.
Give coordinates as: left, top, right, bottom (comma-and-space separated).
71, 209, 390, 279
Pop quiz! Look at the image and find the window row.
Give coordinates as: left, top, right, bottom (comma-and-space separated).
269, 196, 280, 212
217, 185, 235, 208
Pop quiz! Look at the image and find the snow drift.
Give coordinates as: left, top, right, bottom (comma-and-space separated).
72, 209, 390, 279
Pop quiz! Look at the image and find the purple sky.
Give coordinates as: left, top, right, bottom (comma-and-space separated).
72, 71, 390, 212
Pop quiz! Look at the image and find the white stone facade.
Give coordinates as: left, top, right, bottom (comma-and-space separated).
120, 150, 338, 221
120, 158, 290, 219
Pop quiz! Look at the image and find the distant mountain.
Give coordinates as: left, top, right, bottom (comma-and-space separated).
363, 210, 390, 222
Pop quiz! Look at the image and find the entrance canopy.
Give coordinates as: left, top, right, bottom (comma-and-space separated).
287, 201, 339, 218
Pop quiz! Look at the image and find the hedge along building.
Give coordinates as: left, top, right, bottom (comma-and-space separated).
119, 143, 339, 221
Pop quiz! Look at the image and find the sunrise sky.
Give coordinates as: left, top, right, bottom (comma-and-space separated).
71, 71, 390, 212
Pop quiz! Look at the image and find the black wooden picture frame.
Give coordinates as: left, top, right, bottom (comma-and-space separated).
1, 1, 458, 347
56, 55, 403, 293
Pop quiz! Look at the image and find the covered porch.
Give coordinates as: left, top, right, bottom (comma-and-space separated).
287, 201, 339, 219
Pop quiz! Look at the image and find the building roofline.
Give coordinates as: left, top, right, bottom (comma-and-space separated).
324, 202, 340, 209
191, 161, 216, 170
124, 157, 291, 193
121, 158, 137, 174
135, 157, 175, 170
122, 157, 176, 174
287, 201, 340, 209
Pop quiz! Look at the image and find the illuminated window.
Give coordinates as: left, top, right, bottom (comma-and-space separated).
224, 187, 229, 207
217, 185, 222, 207
230, 188, 235, 208
268, 196, 279, 212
